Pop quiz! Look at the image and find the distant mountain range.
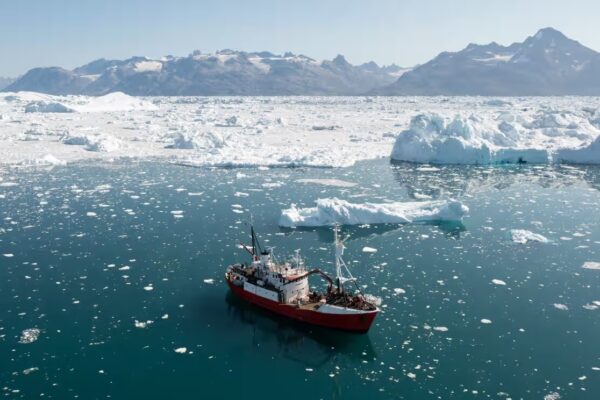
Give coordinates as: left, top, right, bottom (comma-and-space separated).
3, 51, 407, 96
4, 27, 600, 96
376, 27, 600, 95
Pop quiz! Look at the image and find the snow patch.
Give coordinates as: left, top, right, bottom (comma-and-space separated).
134, 60, 163, 73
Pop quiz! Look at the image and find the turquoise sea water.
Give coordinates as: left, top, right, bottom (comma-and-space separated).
1, 160, 599, 399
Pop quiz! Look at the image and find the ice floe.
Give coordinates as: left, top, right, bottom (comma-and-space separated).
279, 197, 469, 227
510, 229, 550, 244
296, 178, 357, 187
582, 261, 600, 270
544, 392, 561, 400
22, 367, 39, 375
174, 347, 187, 354
553, 303, 569, 311
18, 328, 40, 344
134, 320, 153, 329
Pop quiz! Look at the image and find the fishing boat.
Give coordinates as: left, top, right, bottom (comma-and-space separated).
225, 224, 380, 333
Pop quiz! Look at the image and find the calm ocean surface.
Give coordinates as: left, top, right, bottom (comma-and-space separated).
1, 159, 599, 399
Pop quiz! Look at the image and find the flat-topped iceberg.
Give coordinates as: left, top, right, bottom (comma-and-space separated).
391, 113, 600, 165
19, 92, 156, 113
279, 197, 469, 227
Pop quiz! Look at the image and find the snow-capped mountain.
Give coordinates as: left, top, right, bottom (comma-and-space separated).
377, 27, 600, 95
4, 50, 404, 96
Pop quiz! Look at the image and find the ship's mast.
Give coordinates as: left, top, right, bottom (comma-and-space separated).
334, 225, 344, 292
250, 220, 262, 261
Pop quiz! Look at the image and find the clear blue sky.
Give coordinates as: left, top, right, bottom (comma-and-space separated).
1, 0, 599, 76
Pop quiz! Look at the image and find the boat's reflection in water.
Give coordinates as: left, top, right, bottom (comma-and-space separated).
224, 291, 377, 369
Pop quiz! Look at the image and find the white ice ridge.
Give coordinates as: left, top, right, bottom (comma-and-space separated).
2, 95, 600, 167
22, 92, 157, 113
391, 113, 600, 164
279, 197, 469, 227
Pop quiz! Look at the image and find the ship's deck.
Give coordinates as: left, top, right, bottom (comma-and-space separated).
297, 302, 320, 310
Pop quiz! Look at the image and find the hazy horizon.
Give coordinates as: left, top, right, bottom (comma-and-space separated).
2, 0, 600, 76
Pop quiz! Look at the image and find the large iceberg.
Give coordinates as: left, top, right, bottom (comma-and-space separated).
391, 113, 600, 165
556, 135, 600, 164
279, 197, 469, 228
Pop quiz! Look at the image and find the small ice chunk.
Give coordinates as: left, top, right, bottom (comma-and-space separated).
393, 288, 406, 295
143, 285, 154, 291
22, 367, 39, 375
3, 253, 14, 257
86, 212, 97, 217
174, 347, 187, 354
362, 246, 377, 253
433, 326, 448, 332
19, 328, 40, 344
543, 392, 560, 400
582, 261, 600, 270
296, 178, 357, 188
491, 279, 506, 286
134, 320, 153, 329
510, 229, 549, 244
203, 278, 215, 284
480, 319, 492, 324
553, 303, 568, 311
171, 210, 184, 218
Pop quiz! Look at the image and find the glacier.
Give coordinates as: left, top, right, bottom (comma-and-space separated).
278, 198, 469, 228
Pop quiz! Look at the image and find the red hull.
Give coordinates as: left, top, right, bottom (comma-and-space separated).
227, 279, 377, 333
